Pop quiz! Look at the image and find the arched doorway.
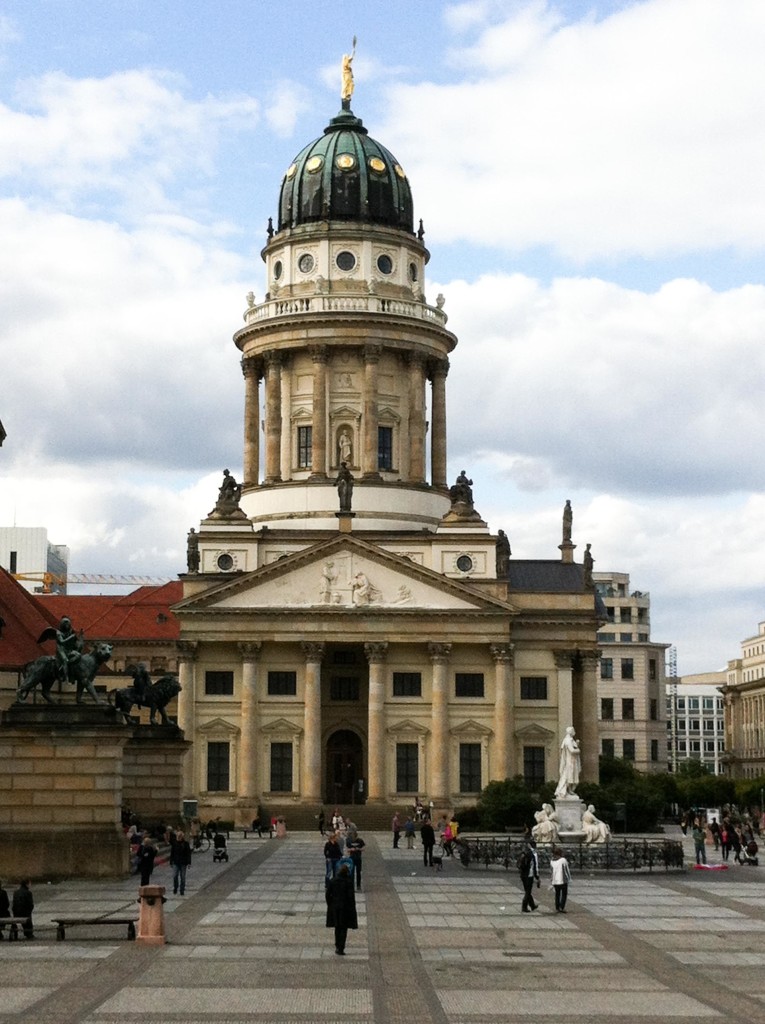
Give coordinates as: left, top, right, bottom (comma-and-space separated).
326, 729, 364, 805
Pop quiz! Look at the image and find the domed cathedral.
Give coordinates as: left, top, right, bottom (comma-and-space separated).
174, 65, 602, 825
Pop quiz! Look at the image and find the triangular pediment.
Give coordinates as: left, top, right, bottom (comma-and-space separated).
175, 535, 516, 615
198, 717, 240, 736
388, 718, 430, 737
261, 717, 303, 737
451, 719, 493, 738
514, 723, 556, 742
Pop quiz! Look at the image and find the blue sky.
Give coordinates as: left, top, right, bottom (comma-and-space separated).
1, 0, 764, 674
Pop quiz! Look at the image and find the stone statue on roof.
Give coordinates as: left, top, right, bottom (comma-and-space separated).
341, 37, 357, 107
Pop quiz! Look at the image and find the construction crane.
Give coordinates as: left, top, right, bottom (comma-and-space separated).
12, 572, 174, 594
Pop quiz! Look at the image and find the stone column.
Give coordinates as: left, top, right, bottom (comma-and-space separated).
264, 350, 282, 483
491, 643, 514, 782
176, 641, 198, 796
408, 353, 426, 483
428, 642, 452, 803
301, 642, 325, 801
362, 344, 382, 480
279, 352, 292, 481
237, 642, 262, 802
430, 359, 449, 489
309, 345, 329, 480
554, 650, 574, 753
364, 642, 388, 800
578, 651, 600, 781
241, 357, 261, 487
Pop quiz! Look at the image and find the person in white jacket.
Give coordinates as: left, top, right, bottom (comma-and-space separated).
550, 846, 571, 913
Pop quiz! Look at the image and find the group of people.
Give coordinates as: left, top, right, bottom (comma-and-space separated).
692, 815, 759, 866
323, 816, 365, 956
392, 811, 459, 858
518, 842, 572, 914
0, 878, 34, 939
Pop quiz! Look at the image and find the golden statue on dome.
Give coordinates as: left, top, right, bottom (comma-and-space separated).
341, 37, 357, 108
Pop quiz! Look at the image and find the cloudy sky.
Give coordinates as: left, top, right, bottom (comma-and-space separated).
1, 0, 763, 675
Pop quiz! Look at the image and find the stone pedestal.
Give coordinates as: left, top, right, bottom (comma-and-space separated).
136, 884, 166, 946
122, 725, 191, 824
554, 794, 586, 840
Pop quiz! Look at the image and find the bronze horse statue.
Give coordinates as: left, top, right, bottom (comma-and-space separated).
109, 664, 181, 725
17, 642, 113, 705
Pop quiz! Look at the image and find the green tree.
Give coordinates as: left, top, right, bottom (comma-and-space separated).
476, 777, 537, 831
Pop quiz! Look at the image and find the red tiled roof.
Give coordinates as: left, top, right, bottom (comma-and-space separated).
0, 567, 59, 669
33, 581, 182, 643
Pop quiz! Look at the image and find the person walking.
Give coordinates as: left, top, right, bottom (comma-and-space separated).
0, 880, 10, 940
346, 831, 366, 891
318, 808, 326, 835
709, 817, 721, 852
325, 864, 358, 955
518, 840, 540, 912
12, 879, 34, 939
404, 816, 416, 849
692, 822, 707, 865
550, 847, 571, 913
721, 820, 731, 861
324, 832, 343, 885
421, 817, 436, 867
392, 812, 401, 849
136, 835, 157, 886
170, 829, 192, 895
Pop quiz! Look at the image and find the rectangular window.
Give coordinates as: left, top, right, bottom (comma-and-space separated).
704, 740, 715, 753
330, 677, 360, 701
703, 697, 714, 711
622, 698, 635, 720
605, 605, 615, 622
601, 698, 614, 720
622, 738, 635, 761
678, 739, 687, 753
205, 670, 234, 696
688, 698, 699, 711
297, 425, 312, 468
620, 633, 633, 642
689, 718, 700, 732
620, 607, 632, 623
267, 671, 297, 696
601, 658, 613, 679
621, 658, 634, 680
393, 672, 422, 697
690, 740, 701, 753
651, 739, 659, 761
270, 742, 293, 792
459, 743, 481, 792
703, 720, 714, 733
602, 738, 615, 758
378, 426, 393, 470
677, 718, 686, 731
396, 743, 419, 792
677, 697, 686, 710
206, 741, 230, 791
599, 632, 616, 642
523, 746, 545, 788
650, 699, 658, 721
638, 634, 648, 642
520, 676, 548, 700
649, 659, 657, 681
9, 551, 17, 573
455, 673, 484, 698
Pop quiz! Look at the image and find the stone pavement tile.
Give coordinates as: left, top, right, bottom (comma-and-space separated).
2, 988, 57, 1013
92, 986, 374, 1016
438, 989, 719, 1017
674, 951, 765, 965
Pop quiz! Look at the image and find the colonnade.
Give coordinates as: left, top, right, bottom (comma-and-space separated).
241, 346, 449, 488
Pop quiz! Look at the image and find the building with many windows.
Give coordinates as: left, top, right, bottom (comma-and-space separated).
0, 527, 69, 594
666, 672, 726, 774
172, 87, 603, 823
594, 572, 669, 772
721, 620, 765, 778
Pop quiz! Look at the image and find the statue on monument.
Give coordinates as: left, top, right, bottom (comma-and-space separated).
338, 430, 352, 466
218, 468, 241, 505
335, 461, 354, 512
531, 803, 560, 844
583, 542, 594, 587
554, 725, 581, 799
341, 37, 357, 107
17, 618, 112, 706
562, 499, 573, 543
449, 469, 474, 510
109, 664, 182, 726
495, 529, 511, 577
186, 528, 200, 573
582, 804, 611, 844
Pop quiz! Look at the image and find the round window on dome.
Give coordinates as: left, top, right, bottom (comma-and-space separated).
298, 253, 315, 274
408, 262, 418, 283
217, 553, 234, 571
377, 254, 393, 275
306, 155, 323, 173
456, 555, 473, 573
273, 260, 283, 280
394, 163, 407, 179
335, 153, 356, 171
369, 156, 386, 173
336, 251, 356, 272
285, 163, 297, 180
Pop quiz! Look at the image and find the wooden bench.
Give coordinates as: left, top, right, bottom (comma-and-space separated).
0, 917, 31, 941
52, 916, 137, 941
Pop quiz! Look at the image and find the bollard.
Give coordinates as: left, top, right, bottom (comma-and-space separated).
136, 884, 167, 946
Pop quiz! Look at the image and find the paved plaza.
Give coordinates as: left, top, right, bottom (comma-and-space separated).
1, 828, 764, 1023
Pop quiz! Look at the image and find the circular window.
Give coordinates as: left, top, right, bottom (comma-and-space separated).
336, 251, 356, 272
335, 153, 356, 170
377, 254, 393, 275
394, 163, 406, 179
306, 155, 323, 173
285, 163, 297, 180
409, 262, 418, 283
369, 156, 386, 173
273, 260, 283, 280
298, 253, 315, 274
217, 553, 234, 571
456, 555, 473, 573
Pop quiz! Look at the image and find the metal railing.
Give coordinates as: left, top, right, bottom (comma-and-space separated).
454, 835, 685, 873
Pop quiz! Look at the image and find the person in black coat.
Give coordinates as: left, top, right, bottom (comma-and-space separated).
0, 880, 10, 940
169, 830, 193, 895
136, 836, 157, 886
421, 818, 436, 867
324, 833, 343, 884
12, 879, 34, 939
325, 864, 358, 955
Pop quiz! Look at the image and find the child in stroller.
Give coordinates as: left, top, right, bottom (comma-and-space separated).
213, 831, 229, 862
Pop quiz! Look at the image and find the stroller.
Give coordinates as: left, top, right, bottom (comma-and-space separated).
213, 832, 229, 862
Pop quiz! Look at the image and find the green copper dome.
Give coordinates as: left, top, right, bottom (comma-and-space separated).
278, 108, 414, 233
